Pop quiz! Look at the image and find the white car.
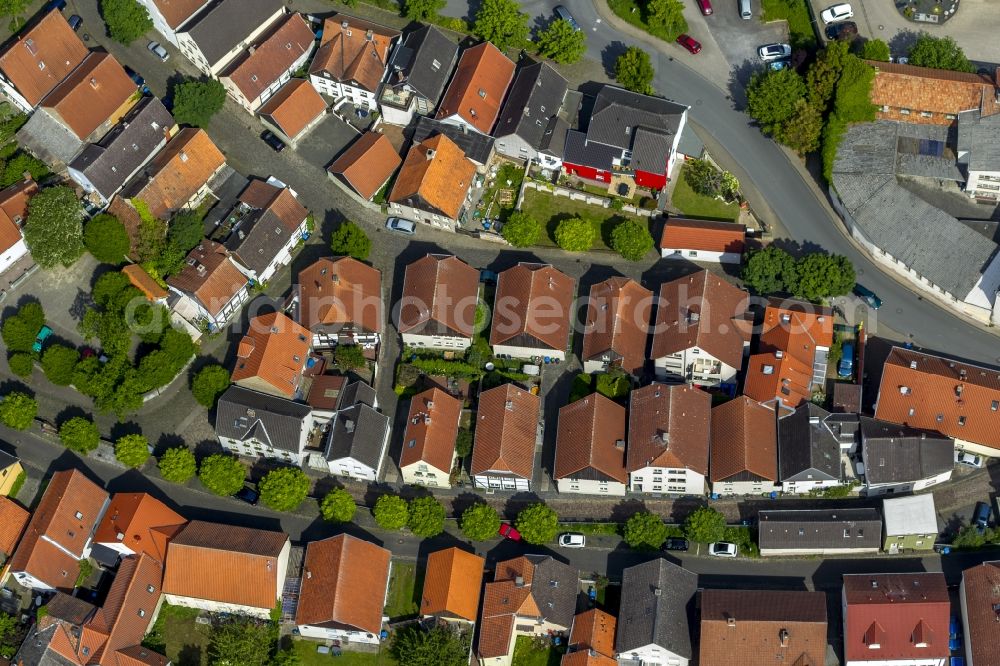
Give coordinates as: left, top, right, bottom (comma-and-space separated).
708, 541, 738, 557
558, 533, 586, 548
147, 41, 169, 62
758, 43, 792, 61
955, 450, 984, 468
385, 217, 415, 234
820, 3, 853, 23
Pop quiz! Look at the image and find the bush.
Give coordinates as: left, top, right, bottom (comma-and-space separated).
408, 496, 446, 538
953, 525, 986, 549
7, 353, 32, 378
2, 301, 44, 353
515, 503, 559, 544
554, 217, 594, 252
610, 219, 654, 261
0, 391, 36, 430
595, 372, 630, 400
320, 488, 356, 523
59, 417, 100, 454
334, 344, 367, 371
373, 494, 409, 530
258, 467, 310, 512
115, 433, 150, 468
461, 503, 501, 541
329, 221, 371, 260
171, 79, 227, 128
158, 446, 197, 483
198, 454, 246, 496
191, 364, 230, 408
624, 511, 668, 550
568, 373, 592, 402
41, 344, 79, 386
501, 211, 541, 247
455, 428, 474, 458
83, 214, 130, 264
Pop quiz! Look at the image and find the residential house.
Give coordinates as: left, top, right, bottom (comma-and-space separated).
379, 25, 458, 126
328, 132, 401, 201
709, 396, 778, 496
219, 13, 314, 112
882, 494, 938, 554
562, 609, 616, 666
294, 256, 383, 348
0, 496, 29, 561
7, 469, 110, 592
758, 508, 882, 556
959, 561, 1000, 666
304, 374, 346, 424
92, 492, 186, 565
616, 558, 697, 666
562, 85, 689, 190
296, 534, 391, 644
257, 78, 327, 149
470, 383, 539, 491
700, 590, 828, 666
842, 572, 949, 666
626, 383, 711, 495
581, 276, 652, 377
867, 60, 999, 127
175, 0, 285, 76
490, 263, 575, 361
659, 217, 747, 263
231, 312, 310, 398
650, 270, 751, 386
397, 253, 479, 350
477, 555, 577, 666
123, 264, 168, 303
957, 109, 1000, 202
166, 240, 250, 330
412, 115, 496, 168
162, 521, 290, 618
435, 42, 515, 135
0, 178, 35, 277
137, 0, 212, 46
0, 9, 88, 112
216, 385, 315, 464
555, 393, 628, 496
388, 133, 476, 229
308, 14, 400, 109
493, 61, 567, 161
743, 299, 834, 407
858, 416, 954, 496
322, 381, 390, 481
420, 546, 485, 624
777, 402, 842, 494
399, 388, 462, 487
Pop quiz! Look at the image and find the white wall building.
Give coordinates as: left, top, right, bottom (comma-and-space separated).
175, 0, 285, 76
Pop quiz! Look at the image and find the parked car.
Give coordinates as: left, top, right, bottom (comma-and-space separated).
558, 533, 586, 548
385, 217, 416, 234
820, 3, 853, 23
147, 41, 169, 62
46, 0, 66, 11
758, 43, 792, 61
853, 283, 882, 309
838, 342, 855, 377
663, 537, 689, 551
554, 5, 581, 30
825, 20, 857, 40
676, 34, 702, 54
955, 449, 984, 469
499, 523, 521, 541
260, 130, 285, 152
32, 325, 52, 353
67, 14, 82, 31
739, 0, 752, 19
709, 541, 739, 557
234, 486, 259, 505
973, 501, 991, 533
697, 0, 714, 14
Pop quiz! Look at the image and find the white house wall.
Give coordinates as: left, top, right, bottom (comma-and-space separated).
401, 460, 452, 487
401, 332, 471, 351
617, 642, 689, 666
661, 248, 741, 264
492, 343, 565, 361
711, 479, 778, 496
0, 239, 28, 275
629, 467, 705, 495
556, 477, 626, 496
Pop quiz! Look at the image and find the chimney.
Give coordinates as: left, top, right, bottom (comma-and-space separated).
653, 587, 661, 596
345, 419, 355, 433
910, 360, 918, 369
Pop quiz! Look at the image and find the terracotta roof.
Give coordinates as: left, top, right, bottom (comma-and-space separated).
162, 521, 288, 610
397, 253, 479, 337
569, 609, 616, 657
0, 9, 88, 108
115, 645, 171, 666
389, 134, 476, 220
710, 396, 778, 483
0, 177, 38, 223
238, 179, 308, 229
874, 346, 1000, 452
960, 561, 1000, 666
128, 128, 226, 219
150, 0, 208, 29
231, 311, 310, 398
400, 388, 462, 474
555, 393, 627, 483
470, 383, 539, 479
257, 78, 327, 141
93, 493, 186, 562
0, 496, 29, 557
310, 14, 400, 93
435, 42, 515, 134
627, 383, 711, 474
581, 277, 653, 376
843, 573, 949, 663
419, 546, 485, 621
699, 590, 827, 666
650, 270, 752, 369
297, 256, 383, 334
328, 132, 401, 200
296, 534, 390, 633
490, 263, 575, 353
122, 265, 168, 301
166, 240, 248, 319
305, 374, 347, 411
41, 51, 137, 140
660, 217, 746, 254
561, 652, 617, 666
222, 14, 314, 104
868, 60, 1000, 124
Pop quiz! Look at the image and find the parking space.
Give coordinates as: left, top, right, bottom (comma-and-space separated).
292, 112, 364, 171
702, 2, 789, 77
809, 0, 873, 47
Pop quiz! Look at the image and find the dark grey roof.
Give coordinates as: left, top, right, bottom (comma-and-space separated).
16, 108, 81, 168
562, 129, 621, 171
68, 97, 173, 201
758, 508, 882, 551
216, 386, 312, 453
825, 412, 861, 447
588, 84, 686, 148
224, 209, 290, 276
13, 624, 81, 666
493, 61, 567, 149
778, 403, 841, 482
341, 380, 376, 408
0, 448, 19, 471
616, 558, 697, 657
958, 110, 1000, 172
204, 169, 252, 228
385, 25, 457, 105
324, 402, 389, 470
525, 554, 578, 629
412, 116, 494, 165
183, 0, 283, 67
538, 115, 568, 158
860, 416, 954, 485
677, 123, 704, 158
631, 127, 672, 175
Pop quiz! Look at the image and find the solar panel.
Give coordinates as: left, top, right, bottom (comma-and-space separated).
918, 139, 944, 157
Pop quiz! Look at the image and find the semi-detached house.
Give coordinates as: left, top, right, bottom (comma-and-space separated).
294, 255, 383, 349
616, 558, 697, 666
397, 253, 479, 350
0, 9, 88, 112
490, 262, 575, 361
435, 42, 515, 135
777, 402, 843, 494
709, 396, 778, 496
388, 133, 477, 229
92, 492, 186, 563
167, 239, 250, 330
493, 61, 568, 162
399, 388, 462, 487
470, 383, 539, 491
554, 393, 628, 496
309, 14, 400, 110
215, 385, 314, 465
563, 609, 616, 666
379, 25, 457, 127
581, 276, 652, 377
175, 0, 285, 76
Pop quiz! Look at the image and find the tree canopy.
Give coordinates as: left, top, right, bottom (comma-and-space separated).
404, 0, 445, 21
624, 511, 668, 550
390, 625, 470, 666
198, 454, 246, 496
23, 186, 85, 268
158, 446, 197, 483
373, 494, 409, 530
610, 219, 654, 261
858, 38, 890, 62
0, 391, 36, 430
168, 210, 205, 255
59, 417, 100, 455
554, 217, 594, 252
191, 364, 231, 408
329, 221, 371, 260
84, 214, 130, 264
792, 253, 856, 301
683, 158, 739, 200
115, 433, 150, 468
741, 246, 798, 295
615, 47, 655, 95
101, 0, 153, 45
684, 506, 726, 543
908, 34, 974, 72
172, 79, 227, 128
259, 467, 310, 512
408, 496, 446, 538
473, 0, 530, 51
7, 352, 32, 378
207, 619, 273, 666
501, 211, 542, 247
747, 68, 807, 137
320, 488, 356, 523
41, 344, 79, 386
536, 19, 586, 64
460, 502, 501, 541
333, 344, 367, 371
515, 503, 559, 544
1, 301, 44, 353
647, 0, 688, 39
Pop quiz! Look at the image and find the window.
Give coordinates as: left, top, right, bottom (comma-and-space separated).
75, 512, 83, 520
900, 108, 911, 115
992, 400, 998, 411
959, 416, 966, 426
688, 251, 698, 257
843, 529, 850, 538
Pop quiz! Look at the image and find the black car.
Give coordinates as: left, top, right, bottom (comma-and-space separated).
825, 21, 858, 40
664, 537, 689, 551
261, 130, 285, 152
234, 486, 259, 505
973, 501, 991, 533
68, 14, 82, 31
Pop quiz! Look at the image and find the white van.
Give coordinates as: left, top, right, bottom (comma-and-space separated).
740, 0, 752, 18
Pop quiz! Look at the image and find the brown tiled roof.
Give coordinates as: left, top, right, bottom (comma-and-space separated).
650, 270, 751, 369
868, 60, 1000, 123
389, 134, 476, 220
561, 651, 617, 666
569, 609, 616, 657
115, 645, 171, 666
162, 521, 288, 610
0, 496, 29, 557
328, 132, 401, 200
129, 128, 226, 219
151, 0, 209, 29
420, 546, 485, 621
400, 388, 462, 474
0, 9, 88, 108
660, 218, 746, 254
93, 493, 186, 562
699, 589, 827, 666
231, 311, 310, 398
0, 209, 21, 255
490, 263, 575, 353
709, 396, 777, 483
470, 383, 539, 479
874, 346, 1000, 452
298, 256, 383, 334
398, 253, 479, 337
960, 561, 1000, 666
306, 374, 347, 411
310, 14, 400, 93
239, 179, 308, 230
627, 383, 711, 474
581, 277, 653, 376
222, 14, 314, 103
166, 240, 248, 319
296, 534, 390, 633
41, 51, 137, 140
257, 78, 327, 140
0, 177, 38, 223
122, 265, 168, 301
435, 42, 515, 134
555, 393, 627, 483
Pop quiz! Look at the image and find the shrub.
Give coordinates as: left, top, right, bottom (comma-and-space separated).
115, 433, 150, 468
7, 353, 33, 378
329, 221, 371, 260
59, 417, 100, 454
610, 219, 654, 261
501, 211, 541, 247
158, 446, 197, 483
258, 467, 310, 512
554, 217, 594, 252
198, 454, 245, 496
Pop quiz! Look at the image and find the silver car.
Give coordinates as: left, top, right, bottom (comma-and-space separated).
147, 41, 169, 62
558, 533, 586, 548
758, 43, 792, 61
385, 217, 416, 234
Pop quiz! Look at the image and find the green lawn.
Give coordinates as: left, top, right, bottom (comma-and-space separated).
607, 0, 687, 42
511, 635, 565, 666
383, 561, 423, 619
670, 167, 741, 221
292, 640, 398, 666
760, 0, 817, 50
522, 188, 644, 251
142, 604, 211, 666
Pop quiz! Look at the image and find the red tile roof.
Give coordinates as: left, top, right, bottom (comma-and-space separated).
960, 561, 1000, 666
710, 396, 777, 483
41, 51, 137, 140
0, 178, 35, 254
0, 9, 88, 108
554, 393, 627, 483
660, 218, 746, 254
150, 0, 209, 29
328, 132, 401, 201
581, 277, 652, 376
222, 13, 314, 104
435, 42, 515, 134
398, 253, 479, 338
231, 311, 311, 398
400, 388, 462, 474
297, 256, 383, 335
490, 263, 575, 353
868, 60, 1000, 125
122, 265, 168, 302
627, 383, 711, 474
470, 383, 539, 479
130, 128, 226, 219
257, 78, 327, 141
420, 546, 484, 621
0, 496, 29, 557
93, 493, 186, 562
166, 240, 248, 320
561, 652, 617, 666
389, 133, 476, 220
568, 609, 616, 657
310, 14, 400, 93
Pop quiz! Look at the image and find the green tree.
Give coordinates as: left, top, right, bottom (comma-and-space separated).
334, 344, 367, 371
536, 19, 587, 64
198, 454, 246, 496
455, 428, 474, 458
373, 494, 409, 530
610, 220, 654, 261
158, 445, 197, 483
1, 301, 44, 352
832, 55, 877, 122
500, 211, 542, 247
473, 0, 530, 51
0, 151, 48, 188
23, 186, 85, 268
172, 79, 227, 128
793, 253, 856, 301
683, 158, 727, 197
554, 217, 594, 252
41, 344, 79, 386
0, 0, 28, 22
167, 210, 205, 254
908, 33, 974, 72
615, 47, 655, 95
0, 391, 36, 430
777, 99, 824, 155
329, 221, 371, 260
7, 352, 32, 378
953, 524, 986, 549
858, 38, 890, 62
272, 649, 301, 666
83, 214, 130, 264
647, 0, 688, 39
259, 467, 310, 512
595, 371, 629, 399
191, 364, 231, 408
684, 506, 726, 543
0, 610, 18, 658
115, 433, 150, 468
320, 488, 356, 523
404, 0, 446, 20
59, 417, 100, 455
747, 68, 807, 137
460, 502, 501, 541
741, 246, 797, 295
101, 0, 153, 45
624, 511, 668, 550
408, 496, 446, 538
805, 39, 849, 110
390, 625, 470, 666
515, 502, 558, 544
208, 618, 272, 666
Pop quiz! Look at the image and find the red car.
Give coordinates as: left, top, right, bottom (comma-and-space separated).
676, 34, 702, 54
499, 523, 521, 541
697, 0, 713, 14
